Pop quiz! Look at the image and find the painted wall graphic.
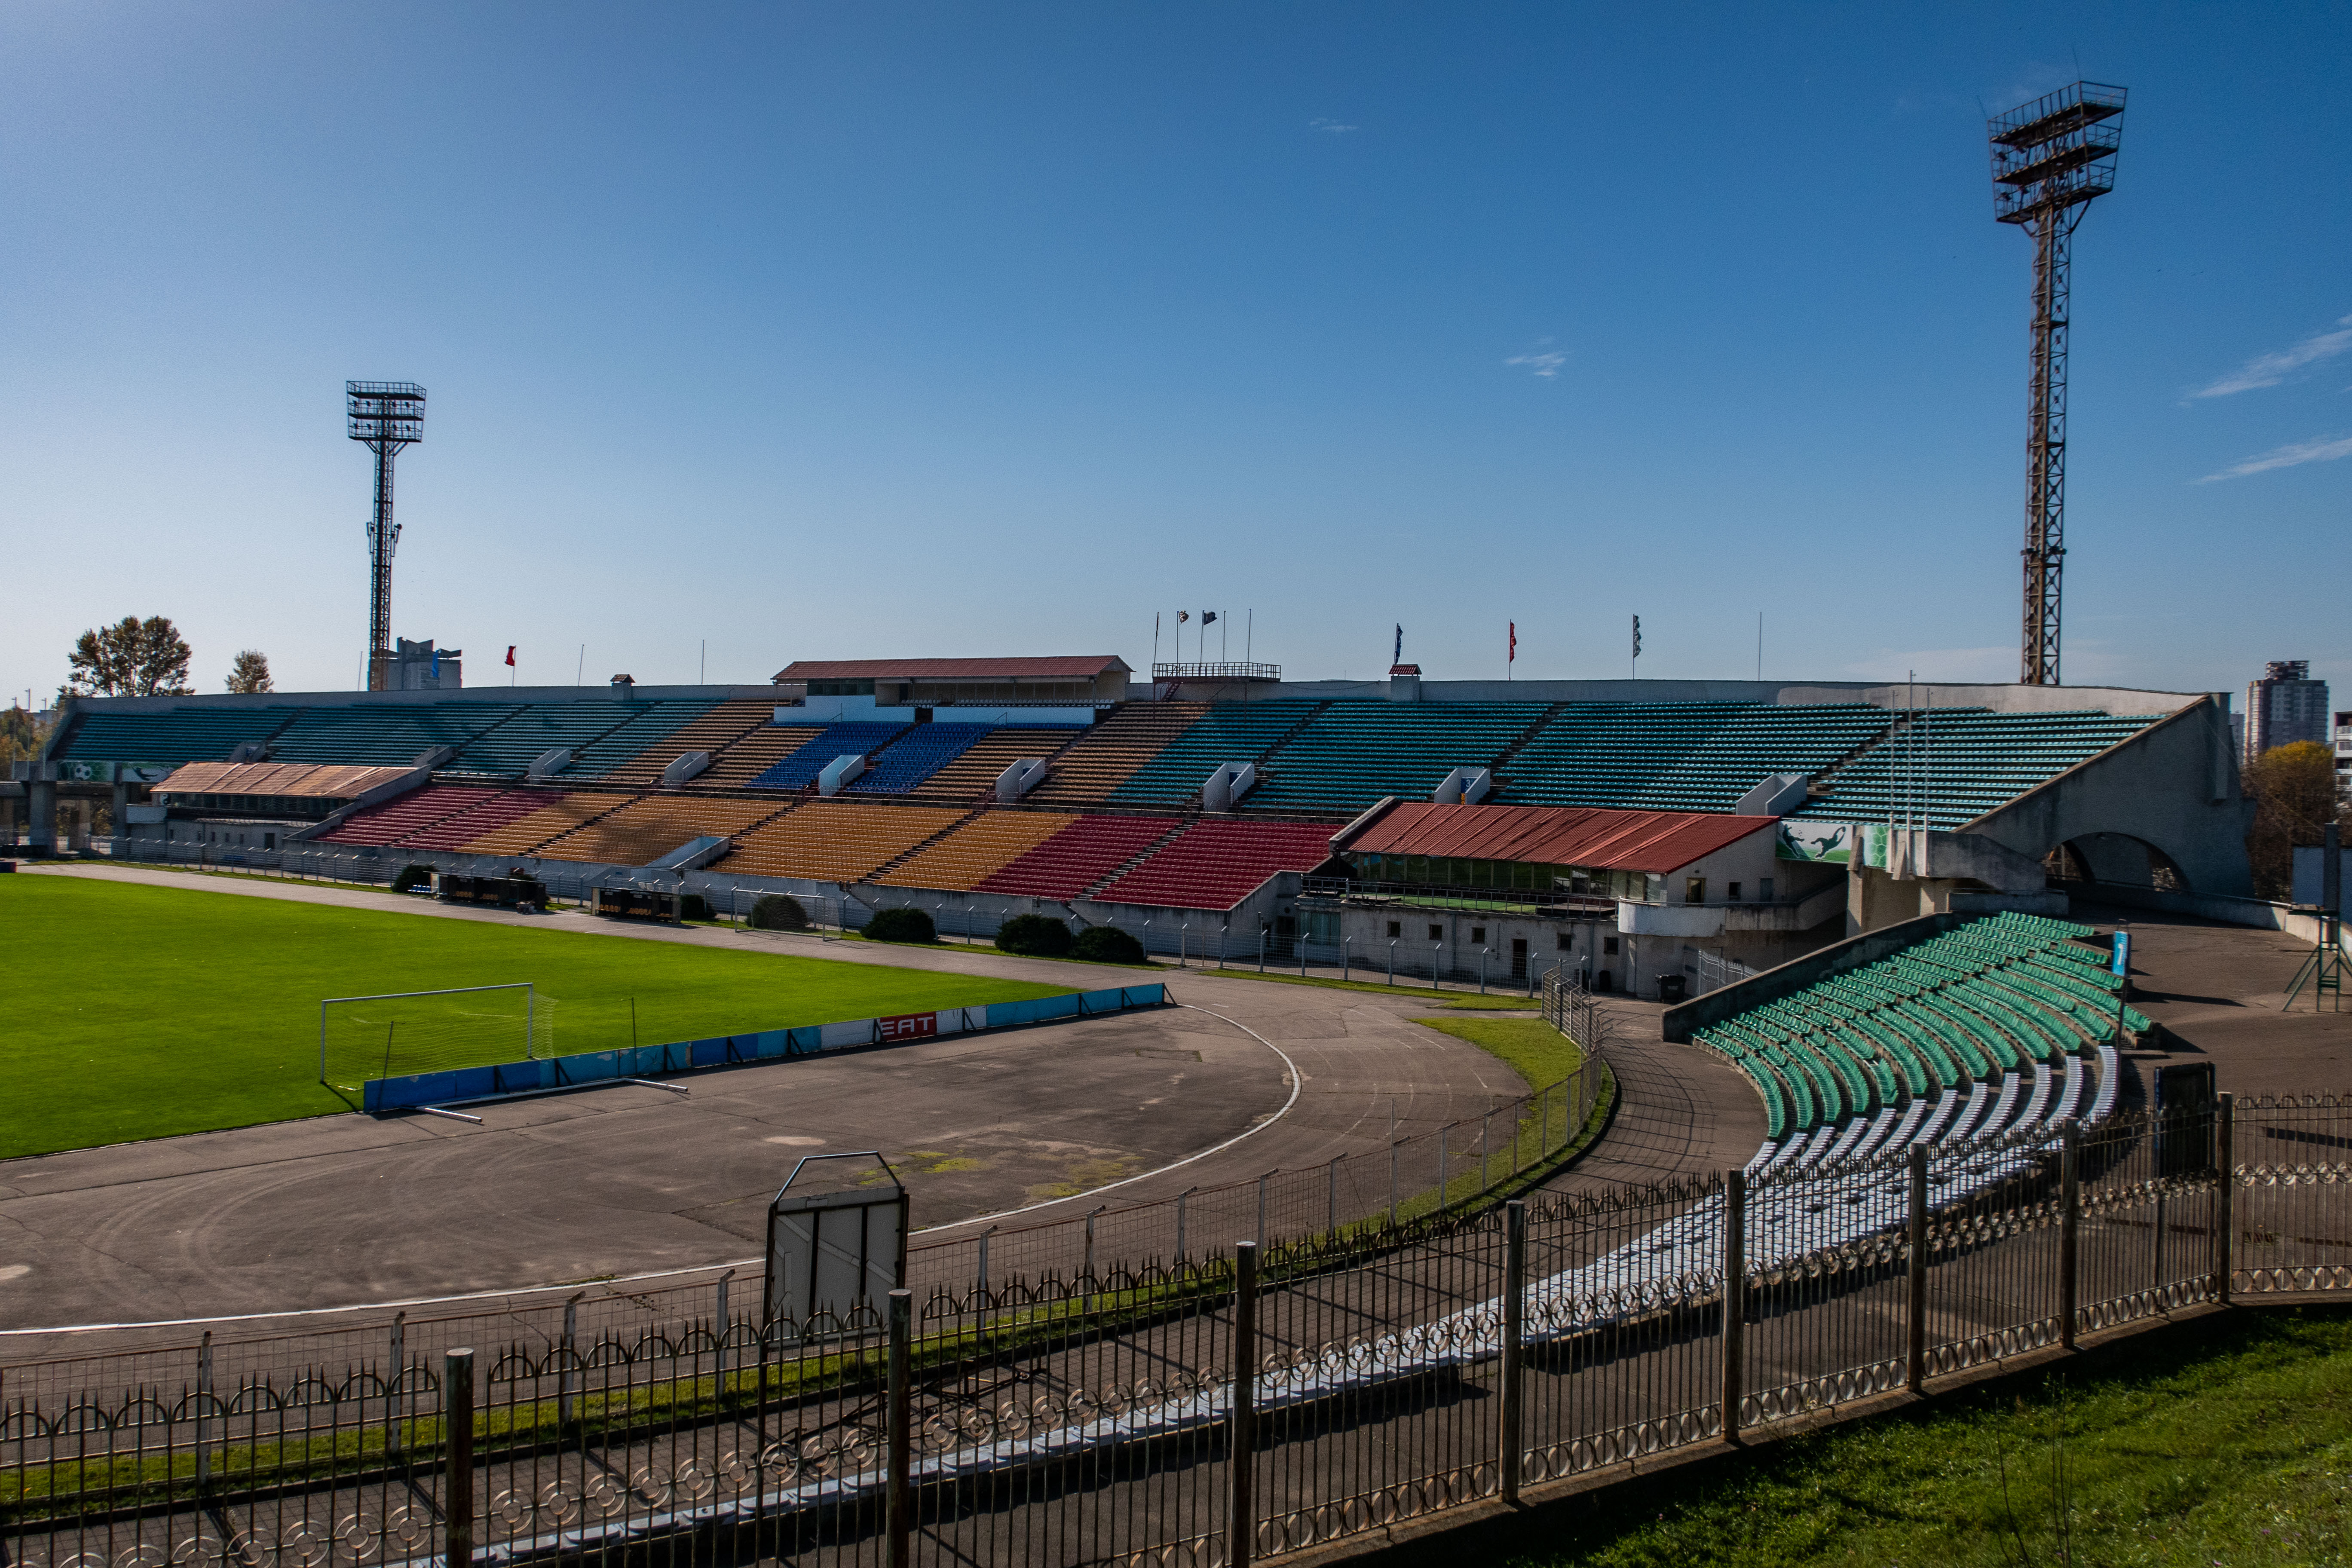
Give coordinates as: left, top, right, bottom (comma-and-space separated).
1776, 820, 1852, 864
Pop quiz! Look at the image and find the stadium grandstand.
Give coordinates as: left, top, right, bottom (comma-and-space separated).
9, 656, 2254, 995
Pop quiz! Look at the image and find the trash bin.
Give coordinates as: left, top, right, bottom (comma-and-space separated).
1657, 974, 1688, 1003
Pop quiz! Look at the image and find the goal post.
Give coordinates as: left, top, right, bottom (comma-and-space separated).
318, 983, 539, 1094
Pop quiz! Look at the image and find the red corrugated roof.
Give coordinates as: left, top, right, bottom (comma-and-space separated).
1339, 801, 1774, 873
773, 656, 1130, 681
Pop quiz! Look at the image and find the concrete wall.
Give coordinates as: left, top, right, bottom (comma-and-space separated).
1965, 695, 2254, 897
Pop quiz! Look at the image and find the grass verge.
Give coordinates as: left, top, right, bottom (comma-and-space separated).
0, 876, 1069, 1158
1411, 1015, 1588, 1087
1371, 1305, 2352, 1568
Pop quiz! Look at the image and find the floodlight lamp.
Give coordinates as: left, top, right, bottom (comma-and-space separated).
347, 381, 427, 446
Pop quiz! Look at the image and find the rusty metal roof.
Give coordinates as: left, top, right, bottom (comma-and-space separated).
772, 656, 1131, 682
1338, 801, 1774, 873
152, 761, 416, 799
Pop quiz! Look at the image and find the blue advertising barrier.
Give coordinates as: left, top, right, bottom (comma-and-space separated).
362, 983, 1169, 1113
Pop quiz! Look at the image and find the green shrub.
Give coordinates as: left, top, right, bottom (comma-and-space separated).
1072, 925, 1146, 965
864, 906, 937, 944
680, 894, 711, 922
995, 913, 1074, 957
749, 894, 809, 931
392, 864, 434, 894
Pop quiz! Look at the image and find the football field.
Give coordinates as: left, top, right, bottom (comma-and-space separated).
0, 875, 1071, 1159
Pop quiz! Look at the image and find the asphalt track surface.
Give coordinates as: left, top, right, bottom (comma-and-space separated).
0, 863, 1764, 1357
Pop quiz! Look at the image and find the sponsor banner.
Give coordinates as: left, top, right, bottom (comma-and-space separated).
365, 984, 1169, 1112
1776, 820, 1853, 864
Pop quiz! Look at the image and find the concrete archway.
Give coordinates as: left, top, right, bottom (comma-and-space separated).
2043, 832, 2190, 893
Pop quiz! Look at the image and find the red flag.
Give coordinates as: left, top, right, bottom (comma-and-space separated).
1508, 622, 1517, 663
505, 646, 516, 666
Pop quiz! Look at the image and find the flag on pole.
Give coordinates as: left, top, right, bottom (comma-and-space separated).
1393, 624, 1403, 665
1202, 611, 1217, 626
1509, 622, 1517, 665
505, 646, 516, 666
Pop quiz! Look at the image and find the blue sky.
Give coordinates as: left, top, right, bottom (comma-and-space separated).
3, 2, 2346, 704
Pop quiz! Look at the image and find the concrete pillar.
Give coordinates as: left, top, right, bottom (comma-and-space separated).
26, 779, 57, 856
112, 782, 130, 845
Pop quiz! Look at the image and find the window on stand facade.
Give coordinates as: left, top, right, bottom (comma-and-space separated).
1685, 877, 1706, 904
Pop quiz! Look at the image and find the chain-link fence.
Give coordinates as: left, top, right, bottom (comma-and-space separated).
8, 1093, 2328, 1568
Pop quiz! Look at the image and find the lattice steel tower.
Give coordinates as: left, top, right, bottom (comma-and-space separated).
1988, 82, 2125, 686
347, 381, 427, 691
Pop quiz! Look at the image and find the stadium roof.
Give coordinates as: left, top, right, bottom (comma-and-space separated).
1338, 802, 1775, 873
772, 656, 1130, 682
153, 762, 416, 799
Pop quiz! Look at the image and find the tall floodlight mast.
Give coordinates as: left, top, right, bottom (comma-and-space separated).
346, 381, 427, 691
1988, 82, 2125, 686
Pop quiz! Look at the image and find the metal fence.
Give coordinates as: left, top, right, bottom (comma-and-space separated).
9, 1092, 2337, 1568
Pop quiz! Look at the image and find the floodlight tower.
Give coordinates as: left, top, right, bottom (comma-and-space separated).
347, 381, 427, 691
1988, 82, 2125, 686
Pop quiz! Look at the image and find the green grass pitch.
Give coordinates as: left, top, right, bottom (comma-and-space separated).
1, 876, 1072, 1159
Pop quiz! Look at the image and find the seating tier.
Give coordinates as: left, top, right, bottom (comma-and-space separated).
594, 701, 781, 787
974, 814, 1177, 898
846, 724, 995, 795
1109, 702, 1324, 805
873, 810, 1081, 891
1791, 709, 2163, 830
1497, 702, 1895, 813
315, 784, 506, 847
1246, 702, 1551, 812
698, 726, 826, 788
440, 703, 655, 778
904, 727, 1087, 802
536, 796, 788, 866
400, 788, 572, 851
1093, 819, 1338, 910
269, 703, 521, 767
745, 723, 911, 791
52, 706, 296, 765
456, 793, 637, 855
723, 801, 971, 882
1022, 704, 1207, 807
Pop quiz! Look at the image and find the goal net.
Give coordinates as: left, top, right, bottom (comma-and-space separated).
318, 983, 545, 1094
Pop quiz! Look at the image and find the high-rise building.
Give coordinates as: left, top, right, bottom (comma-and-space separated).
2245, 660, 2331, 764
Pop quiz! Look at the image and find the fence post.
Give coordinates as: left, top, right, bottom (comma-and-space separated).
1481, 1110, 1491, 1193
1256, 1174, 1270, 1244
1437, 1127, 1449, 1214
978, 1225, 997, 1305
557, 1295, 578, 1427
195, 1330, 213, 1487
2059, 1118, 2080, 1351
1231, 1240, 1259, 1568
887, 1289, 913, 1568
1328, 1156, 1340, 1236
1177, 1188, 1194, 1261
1501, 1199, 1527, 1503
1389, 1140, 1400, 1228
1721, 1169, 1745, 1442
444, 1348, 475, 1568
2215, 1093, 2235, 1305
1906, 1144, 1929, 1392
715, 1267, 735, 1393
386, 1314, 406, 1456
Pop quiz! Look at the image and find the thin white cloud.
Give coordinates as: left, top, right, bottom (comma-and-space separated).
2198, 432, 2352, 482
2192, 315, 2352, 398
1308, 118, 1358, 134
1505, 351, 1566, 379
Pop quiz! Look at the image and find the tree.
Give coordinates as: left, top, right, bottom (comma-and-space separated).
225, 649, 274, 694
64, 616, 192, 698
0, 707, 51, 766
2243, 741, 2347, 899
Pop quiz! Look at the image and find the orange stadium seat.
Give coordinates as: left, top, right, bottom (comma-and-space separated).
1021, 704, 1205, 806
457, 793, 637, 855
873, 809, 1079, 890
596, 700, 780, 787
723, 800, 972, 883
536, 795, 790, 865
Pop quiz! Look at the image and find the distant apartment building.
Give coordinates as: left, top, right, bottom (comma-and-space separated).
2244, 659, 2331, 764
2337, 709, 2351, 776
